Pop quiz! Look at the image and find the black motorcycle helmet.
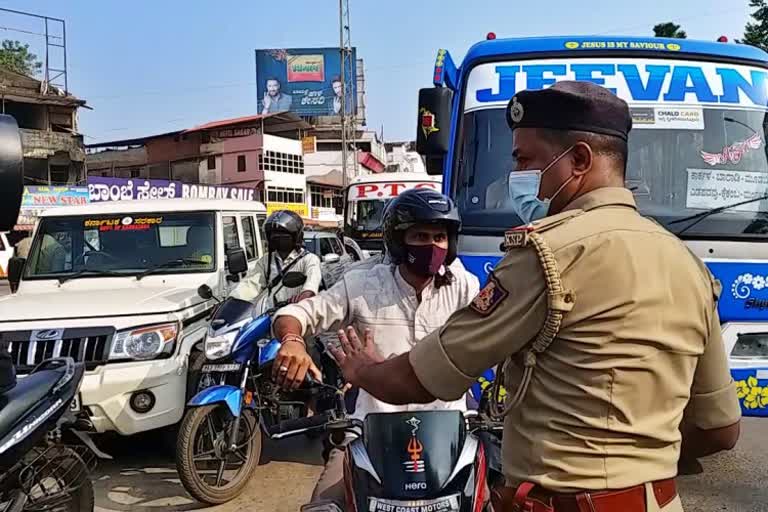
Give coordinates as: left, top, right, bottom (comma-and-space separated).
264, 210, 304, 249
382, 188, 461, 266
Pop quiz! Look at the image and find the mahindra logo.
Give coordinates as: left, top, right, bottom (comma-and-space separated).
30, 329, 63, 342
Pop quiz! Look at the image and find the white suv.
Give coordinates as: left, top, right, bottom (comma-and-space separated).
0, 198, 266, 436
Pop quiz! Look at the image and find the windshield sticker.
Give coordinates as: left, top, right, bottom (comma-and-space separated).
701, 133, 763, 166
84, 216, 163, 232
564, 40, 680, 52
631, 107, 704, 130
686, 168, 768, 212
465, 58, 768, 112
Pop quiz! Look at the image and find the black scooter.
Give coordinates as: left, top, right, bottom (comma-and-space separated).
0, 357, 104, 512
281, 382, 504, 512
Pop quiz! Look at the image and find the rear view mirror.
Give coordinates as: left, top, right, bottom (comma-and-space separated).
7, 257, 24, 293
416, 87, 453, 176
226, 248, 248, 276
323, 253, 341, 264
282, 271, 307, 288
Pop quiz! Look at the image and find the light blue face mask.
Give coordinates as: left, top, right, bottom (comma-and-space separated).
507, 145, 576, 224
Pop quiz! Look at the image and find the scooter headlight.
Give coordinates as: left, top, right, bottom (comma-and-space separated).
205, 331, 238, 360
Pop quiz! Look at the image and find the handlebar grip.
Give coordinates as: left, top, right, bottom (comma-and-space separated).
267, 412, 330, 436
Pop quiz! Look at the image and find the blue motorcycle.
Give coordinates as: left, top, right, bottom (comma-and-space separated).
174, 272, 342, 505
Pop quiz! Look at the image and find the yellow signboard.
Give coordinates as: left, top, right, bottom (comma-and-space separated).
267, 202, 308, 217
302, 136, 316, 154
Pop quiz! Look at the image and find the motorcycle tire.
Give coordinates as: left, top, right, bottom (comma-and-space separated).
176, 404, 261, 505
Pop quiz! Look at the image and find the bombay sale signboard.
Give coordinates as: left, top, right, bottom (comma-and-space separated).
87, 177, 258, 203
346, 180, 440, 201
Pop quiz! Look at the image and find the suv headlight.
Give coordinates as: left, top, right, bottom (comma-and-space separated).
110, 323, 179, 360
205, 331, 239, 360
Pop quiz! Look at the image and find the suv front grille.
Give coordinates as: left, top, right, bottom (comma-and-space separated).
0, 328, 114, 373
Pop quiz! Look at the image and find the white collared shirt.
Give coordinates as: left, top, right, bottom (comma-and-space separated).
229, 249, 322, 305
274, 262, 480, 419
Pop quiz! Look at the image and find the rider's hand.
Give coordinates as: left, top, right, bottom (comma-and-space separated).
290, 291, 315, 304
273, 339, 322, 390
330, 327, 384, 386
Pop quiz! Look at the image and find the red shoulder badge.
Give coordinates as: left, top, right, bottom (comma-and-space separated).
470, 273, 509, 316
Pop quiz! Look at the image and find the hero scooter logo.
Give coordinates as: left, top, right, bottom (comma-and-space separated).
403, 417, 425, 474
30, 329, 64, 342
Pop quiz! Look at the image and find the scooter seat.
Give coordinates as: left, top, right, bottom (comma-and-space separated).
0, 369, 61, 437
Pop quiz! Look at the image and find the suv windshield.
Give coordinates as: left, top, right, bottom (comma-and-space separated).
455, 66, 768, 239
24, 212, 216, 279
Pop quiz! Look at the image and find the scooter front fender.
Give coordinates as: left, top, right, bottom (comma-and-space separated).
188, 385, 242, 417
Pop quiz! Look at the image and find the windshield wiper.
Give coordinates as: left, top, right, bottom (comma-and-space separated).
668, 194, 768, 236
58, 268, 126, 285
136, 258, 210, 281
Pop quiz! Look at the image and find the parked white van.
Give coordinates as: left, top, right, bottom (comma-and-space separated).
0, 198, 267, 436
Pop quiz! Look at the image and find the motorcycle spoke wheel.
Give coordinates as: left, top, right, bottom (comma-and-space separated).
176, 404, 262, 505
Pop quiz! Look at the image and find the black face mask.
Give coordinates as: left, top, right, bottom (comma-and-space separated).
269, 234, 294, 254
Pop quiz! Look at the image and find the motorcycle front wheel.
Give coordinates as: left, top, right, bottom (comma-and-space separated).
175, 404, 262, 505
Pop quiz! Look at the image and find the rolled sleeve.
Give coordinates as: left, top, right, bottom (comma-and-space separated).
688, 306, 742, 429
409, 331, 476, 401
271, 276, 350, 338
302, 253, 323, 294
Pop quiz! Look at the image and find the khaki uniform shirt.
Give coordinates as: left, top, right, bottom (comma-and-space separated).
410, 187, 741, 492
274, 263, 480, 420
229, 249, 322, 306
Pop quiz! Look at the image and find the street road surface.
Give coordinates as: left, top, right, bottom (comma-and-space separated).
91, 418, 768, 512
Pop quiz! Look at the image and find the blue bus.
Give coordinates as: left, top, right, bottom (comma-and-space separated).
416, 35, 768, 417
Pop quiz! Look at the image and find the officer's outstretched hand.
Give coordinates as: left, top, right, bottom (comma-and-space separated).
330, 326, 384, 386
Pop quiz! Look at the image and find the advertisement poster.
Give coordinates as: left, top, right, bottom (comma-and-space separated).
255, 47, 356, 117
15, 186, 90, 231
266, 202, 308, 217
87, 177, 258, 203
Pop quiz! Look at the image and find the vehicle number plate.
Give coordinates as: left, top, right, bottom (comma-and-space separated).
202, 363, 241, 373
368, 494, 460, 512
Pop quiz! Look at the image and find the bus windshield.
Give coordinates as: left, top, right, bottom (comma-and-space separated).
348, 199, 389, 233
454, 58, 768, 239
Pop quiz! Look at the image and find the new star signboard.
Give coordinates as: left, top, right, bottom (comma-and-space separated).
255, 47, 357, 117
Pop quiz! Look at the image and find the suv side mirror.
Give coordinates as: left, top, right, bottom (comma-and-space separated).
226, 248, 248, 276
197, 284, 214, 300
323, 253, 341, 264
7, 257, 24, 293
416, 86, 453, 176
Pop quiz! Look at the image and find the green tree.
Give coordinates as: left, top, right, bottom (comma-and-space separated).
0, 40, 42, 77
739, 0, 768, 52
653, 22, 687, 38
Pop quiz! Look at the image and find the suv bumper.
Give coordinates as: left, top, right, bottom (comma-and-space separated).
81, 357, 186, 435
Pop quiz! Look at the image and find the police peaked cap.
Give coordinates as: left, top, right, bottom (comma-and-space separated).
506, 80, 632, 141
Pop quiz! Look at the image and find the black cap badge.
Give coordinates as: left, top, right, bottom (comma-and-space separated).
509, 96, 524, 123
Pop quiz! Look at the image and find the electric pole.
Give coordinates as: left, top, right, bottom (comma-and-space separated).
339, 0, 358, 189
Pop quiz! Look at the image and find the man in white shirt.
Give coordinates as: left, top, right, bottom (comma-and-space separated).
271, 188, 480, 511
229, 210, 322, 306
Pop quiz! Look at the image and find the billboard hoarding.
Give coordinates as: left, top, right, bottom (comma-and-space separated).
255, 47, 357, 117
266, 202, 308, 218
87, 177, 258, 203
16, 186, 90, 231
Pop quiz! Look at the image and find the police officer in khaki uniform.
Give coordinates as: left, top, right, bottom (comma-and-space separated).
329, 81, 741, 512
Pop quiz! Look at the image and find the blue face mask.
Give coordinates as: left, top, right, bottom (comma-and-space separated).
507, 145, 576, 224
